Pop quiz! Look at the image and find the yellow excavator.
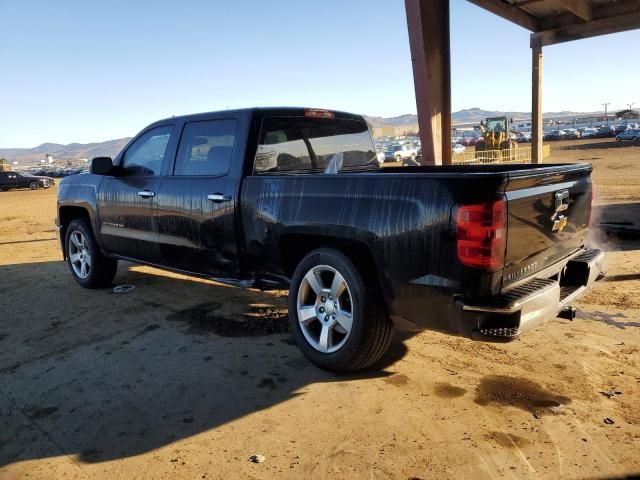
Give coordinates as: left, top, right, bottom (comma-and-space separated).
475, 116, 517, 152
0, 158, 11, 172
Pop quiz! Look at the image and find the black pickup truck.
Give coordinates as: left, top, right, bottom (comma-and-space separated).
56, 107, 603, 371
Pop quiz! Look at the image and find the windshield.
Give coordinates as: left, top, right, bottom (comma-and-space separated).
254, 117, 377, 173
486, 118, 506, 132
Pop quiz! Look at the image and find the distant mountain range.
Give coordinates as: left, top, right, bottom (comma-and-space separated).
364, 107, 594, 127
1, 107, 596, 165
0, 138, 131, 166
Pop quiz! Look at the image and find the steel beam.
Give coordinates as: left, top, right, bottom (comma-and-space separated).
531, 40, 543, 164
467, 0, 539, 31
405, 0, 452, 165
552, 0, 592, 21
532, 11, 640, 46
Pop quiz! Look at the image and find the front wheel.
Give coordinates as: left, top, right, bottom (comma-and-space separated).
65, 219, 118, 288
288, 248, 393, 372
29, 181, 39, 190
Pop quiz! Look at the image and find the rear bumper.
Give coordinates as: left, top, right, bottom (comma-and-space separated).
455, 248, 604, 341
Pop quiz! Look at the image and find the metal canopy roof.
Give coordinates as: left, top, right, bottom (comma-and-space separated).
467, 0, 640, 46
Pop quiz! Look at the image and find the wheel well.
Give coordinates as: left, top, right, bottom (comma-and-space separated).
279, 234, 383, 295
58, 206, 91, 250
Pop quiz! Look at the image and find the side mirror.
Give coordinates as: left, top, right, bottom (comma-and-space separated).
90, 157, 113, 175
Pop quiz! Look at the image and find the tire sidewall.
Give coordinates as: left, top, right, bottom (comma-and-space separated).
30, 181, 39, 190
288, 249, 370, 371
65, 219, 98, 287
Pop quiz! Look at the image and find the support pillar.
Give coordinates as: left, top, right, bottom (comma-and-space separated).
531, 39, 543, 164
405, 0, 451, 166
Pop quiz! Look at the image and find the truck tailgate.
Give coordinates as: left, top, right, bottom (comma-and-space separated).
502, 164, 592, 288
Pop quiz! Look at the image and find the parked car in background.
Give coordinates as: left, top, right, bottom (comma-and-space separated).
563, 128, 580, 139
463, 136, 478, 146
545, 130, 566, 141
595, 126, 615, 138
0, 171, 55, 191
452, 143, 466, 155
516, 132, 531, 143
616, 128, 640, 141
384, 143, 418, 162
613, 124, 628, 135
580, 128, 598, 138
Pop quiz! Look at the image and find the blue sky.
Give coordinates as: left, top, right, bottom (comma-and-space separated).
1, 0, 639, 148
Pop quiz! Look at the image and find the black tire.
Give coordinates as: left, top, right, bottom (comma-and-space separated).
288, 248, 393, 372
29, 181, 39, 190
65, 218, 118, 288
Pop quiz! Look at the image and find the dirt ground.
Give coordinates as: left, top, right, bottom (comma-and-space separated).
1, 138, 639, 479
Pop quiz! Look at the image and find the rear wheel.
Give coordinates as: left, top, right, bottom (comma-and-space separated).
65, 219, 117, 288
395, 155, 401, 162
288, 248, 393, 372
29, 181, 39, 190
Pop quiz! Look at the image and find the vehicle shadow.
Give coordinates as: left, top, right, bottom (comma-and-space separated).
560, 140, 640, 151
591, 202, 640, 248
593, 202, 640, 225
0, 260, 409, 467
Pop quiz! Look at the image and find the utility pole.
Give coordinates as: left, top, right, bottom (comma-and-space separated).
628, 102, 635, 111
602, 102, 610, 126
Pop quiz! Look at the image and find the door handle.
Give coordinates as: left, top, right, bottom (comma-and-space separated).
137, 190, 156, 198
207, 193, 232, 203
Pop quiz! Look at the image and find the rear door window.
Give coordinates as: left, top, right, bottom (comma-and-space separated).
174, 119, 237, 176
254, 117, 376, 173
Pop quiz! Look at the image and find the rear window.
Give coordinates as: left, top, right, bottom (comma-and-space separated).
254, 117, 377, 173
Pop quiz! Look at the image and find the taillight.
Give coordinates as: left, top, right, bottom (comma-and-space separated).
456, 200, 506, 271
304, 108, 335, 119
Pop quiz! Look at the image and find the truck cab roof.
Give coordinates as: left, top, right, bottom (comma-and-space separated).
151, 107, 365, 128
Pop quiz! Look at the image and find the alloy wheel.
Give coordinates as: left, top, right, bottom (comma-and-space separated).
296, 265, 354, 353
68, 230, 92, 279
